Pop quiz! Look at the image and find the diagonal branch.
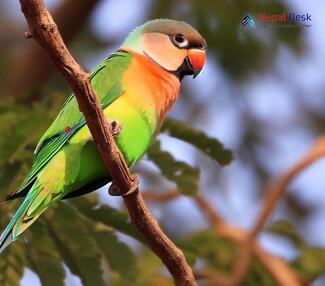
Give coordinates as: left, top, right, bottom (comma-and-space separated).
18, 1, 195, 285
229, 136, 325, 285
143, 190, 302, 286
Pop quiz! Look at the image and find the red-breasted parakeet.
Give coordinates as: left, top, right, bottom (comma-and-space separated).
0, 19, 206, 251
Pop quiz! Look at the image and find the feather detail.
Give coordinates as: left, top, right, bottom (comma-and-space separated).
122, 49, 180, 126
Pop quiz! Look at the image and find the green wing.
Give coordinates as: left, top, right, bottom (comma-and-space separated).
18, 50, 133, 192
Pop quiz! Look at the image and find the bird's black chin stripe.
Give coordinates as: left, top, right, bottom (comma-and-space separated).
173, 56, 194, 80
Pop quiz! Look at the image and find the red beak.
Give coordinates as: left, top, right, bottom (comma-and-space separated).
187, 49, 206, 78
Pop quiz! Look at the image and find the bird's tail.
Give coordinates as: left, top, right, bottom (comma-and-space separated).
0, 198, 32, 252
0, 180, 43, 253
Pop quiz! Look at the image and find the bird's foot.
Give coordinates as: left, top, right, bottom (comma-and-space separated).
108, 119, 122, 136
108, 174, 139, 196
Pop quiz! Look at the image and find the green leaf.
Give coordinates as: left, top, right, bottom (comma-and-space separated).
110, 249, 173, 286
69, 195, 142, 242
181, 230, 237, 272
180, 230, 276, 285
291, 247, 325, 281
92, 227, 136, 280
0, 103, 53, 198
0, 104, 50, 167
46, 203, 106, 286
162, 117, 233, 166
0, 240, 25, 286
68, 195, 137, 279
147, 140, 200, 196
266, 220, 305, 247
0, 161, 26, 194
26, 219, 65, 286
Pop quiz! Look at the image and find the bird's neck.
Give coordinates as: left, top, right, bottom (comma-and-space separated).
121, 49, 180, 127
121, 26, 143, 54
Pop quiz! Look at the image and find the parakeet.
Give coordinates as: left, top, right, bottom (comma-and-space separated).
0, 19, 206, 251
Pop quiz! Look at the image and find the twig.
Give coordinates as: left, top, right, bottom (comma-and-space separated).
142, 189, 179, 202
194, 269, 230, 285
229, 136, 325, 286
194, 194, 225, 228
18, 1, 195, 285
143, 191, 302, 286
142, 191, 222, 228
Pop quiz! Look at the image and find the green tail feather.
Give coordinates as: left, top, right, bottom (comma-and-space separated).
0, 180, 43, 252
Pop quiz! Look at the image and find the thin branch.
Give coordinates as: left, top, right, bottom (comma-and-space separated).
142, 189, 179, 202
194, 269, 231, 285
229, 136, 325, 286
194, 194, 225, 228
142, 190, 224, 227
18, 1, 195, 285
143, 191, 302, 286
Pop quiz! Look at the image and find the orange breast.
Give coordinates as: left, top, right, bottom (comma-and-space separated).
121, 49, 180, 127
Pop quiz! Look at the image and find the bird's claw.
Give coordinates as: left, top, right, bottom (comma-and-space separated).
108, 174, 139, 196
108, 119, 122, 136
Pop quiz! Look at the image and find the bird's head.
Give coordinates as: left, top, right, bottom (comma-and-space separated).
121, 19, 207, 79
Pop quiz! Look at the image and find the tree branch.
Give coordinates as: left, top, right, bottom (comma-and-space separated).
143, 191, 302, 286
18, 1, 195, 285
194, 268, 231, 285
229, 136, 325, 285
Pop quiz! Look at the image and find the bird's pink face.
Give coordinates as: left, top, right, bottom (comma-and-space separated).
141, 28, 206, 79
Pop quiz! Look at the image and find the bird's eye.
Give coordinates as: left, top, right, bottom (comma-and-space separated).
173, 33, 188, 48
175, 33, 185, 43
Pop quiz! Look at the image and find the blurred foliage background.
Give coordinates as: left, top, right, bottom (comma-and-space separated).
0, 0, 324, 285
